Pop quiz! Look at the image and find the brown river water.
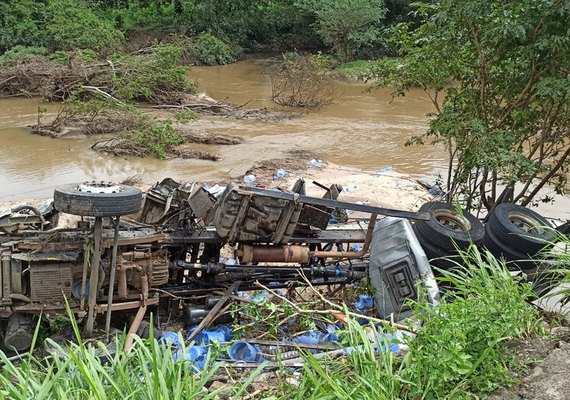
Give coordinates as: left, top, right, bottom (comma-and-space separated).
0, 58, 568, 219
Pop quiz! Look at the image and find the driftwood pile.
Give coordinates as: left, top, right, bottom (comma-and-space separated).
91, 138, 224, 161
32, 109, 141, 138
0, 59, 95, 101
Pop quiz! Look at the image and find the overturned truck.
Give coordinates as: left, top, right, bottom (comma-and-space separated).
0, 179, 441, 352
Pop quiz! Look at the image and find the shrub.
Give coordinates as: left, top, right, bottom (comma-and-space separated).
295, 0, 386, 61
0, 46, 48, 64
47, 49, 99, 65
270, 52, 335, 108
0, 0, 50, 53
403, 247, 541, 397
46, 0, 123, 53
111, 44, 196, 103
370, 0, 570, 212
122, 118, 185, 159
189, 33, 242, 66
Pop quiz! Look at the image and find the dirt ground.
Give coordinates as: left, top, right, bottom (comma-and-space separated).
489, 326, 570, 400
248, 151, 435, 212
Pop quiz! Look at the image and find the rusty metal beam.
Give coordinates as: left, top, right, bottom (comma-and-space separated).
85, 217, 102, 337
94, 298, 158, 313
238, 187, 430, 221
105, 216, 121, 340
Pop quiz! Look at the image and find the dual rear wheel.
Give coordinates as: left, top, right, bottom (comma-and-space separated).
413, 202, 554, 273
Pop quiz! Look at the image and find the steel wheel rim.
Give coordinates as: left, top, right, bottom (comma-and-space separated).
508, 211, 543, 235
432, 209, 471, 232
78, 181, 123, 194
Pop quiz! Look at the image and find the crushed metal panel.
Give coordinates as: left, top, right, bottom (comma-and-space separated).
369, 217, 439, 322
139, 178, 181, 224
213, 184, 303, 243
30, 263, 73, 302
188, 187, 216, 220
12, 251, 80, 262
297, 183, 344, 230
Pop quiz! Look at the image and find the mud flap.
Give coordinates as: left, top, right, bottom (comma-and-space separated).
369, 217, 440, 321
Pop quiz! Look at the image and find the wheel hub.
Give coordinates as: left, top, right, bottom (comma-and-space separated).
508, 211, 543, 234
78, 181, 122, 194
432, 209, 471, 232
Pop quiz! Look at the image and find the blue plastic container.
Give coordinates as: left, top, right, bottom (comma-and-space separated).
173, 346, 208, 371
227, 340, 261, 362
189, 325, 232, 345
353, 294, 374, 310
158, 331, 181, 348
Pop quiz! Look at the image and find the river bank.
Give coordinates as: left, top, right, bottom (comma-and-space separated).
0, 58, 444, 200
1, 58, 569, 221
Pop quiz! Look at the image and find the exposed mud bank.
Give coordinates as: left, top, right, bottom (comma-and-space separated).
490, 326, 570, 400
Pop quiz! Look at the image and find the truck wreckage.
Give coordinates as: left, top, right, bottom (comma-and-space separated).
0, 177, 445, 353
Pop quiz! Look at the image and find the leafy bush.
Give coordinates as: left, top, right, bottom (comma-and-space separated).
122, 118, 185, 159
112, 44, 196, 103
46, 0, 123, 52
0, 46, 48, 64
335, 59, 377, 81
0, 45, 196, 104
111, 1, 178, 31
0, 0, 50, 53
174, 110, 200, 124
370, 0, 570, 212
47, 49, 99, 65
403, 247, 541, 397
189, 33, 242, 66
295, 0, 386, 61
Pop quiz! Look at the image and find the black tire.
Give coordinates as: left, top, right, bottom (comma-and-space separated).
482, 225, 539, 271
414, 202, 485, 251
54, 182, 142, 217
527, 264, 566, 298
412, 224, 462, 270
487, 203, 554, 254
136, 320, 152, 339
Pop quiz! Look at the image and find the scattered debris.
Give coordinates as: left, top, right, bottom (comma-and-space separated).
169, 144, 221, 160
178, 130, 244, 145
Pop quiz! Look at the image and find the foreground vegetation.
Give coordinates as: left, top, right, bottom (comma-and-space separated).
0, 247, 552, 399
292, 248, 543, 399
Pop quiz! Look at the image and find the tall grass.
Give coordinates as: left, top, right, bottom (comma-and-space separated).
287, 246, 543, 399
291, 321, 406, 400
532, 230, 570, 301
0, 311, 261, 399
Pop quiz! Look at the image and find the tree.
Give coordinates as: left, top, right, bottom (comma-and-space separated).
0, 0, 49, 53
295, 0, 387, 61
370, 0, 570, 212
46, 0, 123, 52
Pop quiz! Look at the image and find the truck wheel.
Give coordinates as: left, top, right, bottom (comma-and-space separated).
482, 225, 539, 271
4, 313, 34, 353
486, 203, 554, 254
54, 182, 142, 217
412, 224, 462, 270
414, 202, 484, 251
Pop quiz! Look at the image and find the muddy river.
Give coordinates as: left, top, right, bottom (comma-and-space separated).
0, 58, 568, 219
